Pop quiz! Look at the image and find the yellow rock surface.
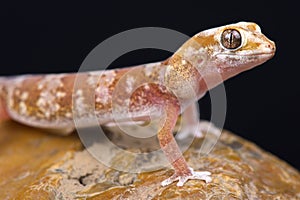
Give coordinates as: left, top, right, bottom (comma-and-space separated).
0, 121, 82, 199
0, 121, 300, 199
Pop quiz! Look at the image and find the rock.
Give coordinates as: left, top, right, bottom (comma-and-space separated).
0, 121, 299, 199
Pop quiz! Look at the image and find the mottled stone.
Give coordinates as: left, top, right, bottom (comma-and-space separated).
0, 121, 82, 200
0, 121, 299, 199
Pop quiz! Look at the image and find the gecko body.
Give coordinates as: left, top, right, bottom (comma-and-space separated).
0, 22, 275, 186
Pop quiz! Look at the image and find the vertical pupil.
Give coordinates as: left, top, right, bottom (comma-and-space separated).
221, 29, 242, 49
229, 32, 234, 47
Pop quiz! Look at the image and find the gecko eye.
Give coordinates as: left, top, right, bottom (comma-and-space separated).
220, 29, 242, 50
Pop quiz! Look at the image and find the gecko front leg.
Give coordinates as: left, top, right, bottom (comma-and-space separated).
157, 100, 212, 187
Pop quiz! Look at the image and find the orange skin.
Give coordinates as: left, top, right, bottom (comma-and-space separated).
0, 99, 9, 121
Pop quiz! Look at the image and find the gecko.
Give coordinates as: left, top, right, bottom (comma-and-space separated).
0, 22, 275, 187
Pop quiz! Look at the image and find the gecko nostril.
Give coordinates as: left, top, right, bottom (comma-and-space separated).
266, 43, 275, 52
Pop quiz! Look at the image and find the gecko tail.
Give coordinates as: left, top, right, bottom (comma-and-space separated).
0, 78, 11, 122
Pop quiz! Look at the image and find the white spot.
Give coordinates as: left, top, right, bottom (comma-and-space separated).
34, 76, 65, 118
143, 84, 150, 90
137, 96, 145, 104
88, 71, 103, 76
87, 76, 96, 86
54, 103, 60, 111
65, 112, 72, 118
104, 71, 116, 85
36, 98, 46, 107
126, 76, 135, 93
44, 111, 50, 118
95, 86, 109, 104
20, 92, 29, 101
87, 71, 103, 86
181, 60, 187, 65
76, 90, 83, 96
95, 97, 101, 103
19, 102, 27, 115
37, 84, 43, 90
74, 89, 87, 116
56, 91, 66, 98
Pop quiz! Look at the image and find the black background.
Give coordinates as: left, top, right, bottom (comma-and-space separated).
0, 2, 299, 170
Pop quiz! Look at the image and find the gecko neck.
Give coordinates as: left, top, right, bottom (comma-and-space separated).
164, 45, 260, 110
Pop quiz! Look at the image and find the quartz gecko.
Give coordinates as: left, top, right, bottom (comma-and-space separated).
0, 22, 276, 186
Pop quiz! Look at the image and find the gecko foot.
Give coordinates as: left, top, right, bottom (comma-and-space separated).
161, 168, 212, 187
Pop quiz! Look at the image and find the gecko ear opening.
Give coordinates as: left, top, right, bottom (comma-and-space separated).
220, 29, 242, 50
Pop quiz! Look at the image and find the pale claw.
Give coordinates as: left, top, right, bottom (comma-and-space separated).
161, 168, 212, 187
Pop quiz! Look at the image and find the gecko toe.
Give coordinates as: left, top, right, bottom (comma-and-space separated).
161, 168, 212, 187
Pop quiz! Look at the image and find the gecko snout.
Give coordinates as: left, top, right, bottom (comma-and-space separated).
267, 41, 276, 52
262, 38, 276, 56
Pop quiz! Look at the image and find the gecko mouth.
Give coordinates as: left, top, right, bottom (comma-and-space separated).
218, 51, 275, 57
216, 52, 275, 62
246, 52, 275, 61
245, 52, 275, 57
214, 51, 275, 70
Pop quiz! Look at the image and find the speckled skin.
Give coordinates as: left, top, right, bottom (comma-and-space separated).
0, 22, 275, 186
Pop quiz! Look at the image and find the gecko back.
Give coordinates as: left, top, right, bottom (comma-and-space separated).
0, 63, 167, 134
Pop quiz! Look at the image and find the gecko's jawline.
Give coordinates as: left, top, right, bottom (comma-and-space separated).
216, 52, 275, 64
217, 52, 275, 57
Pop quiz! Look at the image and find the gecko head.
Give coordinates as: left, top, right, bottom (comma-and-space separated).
166, 22, 276, 99
193, 22, 276, 75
